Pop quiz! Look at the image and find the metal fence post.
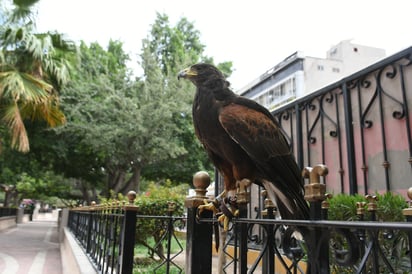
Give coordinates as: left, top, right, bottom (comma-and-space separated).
342, 83, 358, 195
303, 165, 329, 274
237, 179, 251, 274
185, 171, 213, 274
403, 187, 412, 270
261, 190, 275, 274
119, 191, 139, 274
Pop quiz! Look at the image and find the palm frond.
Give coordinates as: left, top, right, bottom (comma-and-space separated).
2, 101, 29, 152
20, 98, 66, 127
0, 70, 52, 102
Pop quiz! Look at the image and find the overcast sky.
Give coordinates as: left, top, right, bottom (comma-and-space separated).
36, 0, 411, 90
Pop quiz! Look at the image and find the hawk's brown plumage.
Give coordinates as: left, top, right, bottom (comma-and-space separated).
178, 63, 309, 220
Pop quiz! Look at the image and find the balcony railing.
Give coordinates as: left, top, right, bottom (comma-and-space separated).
270, 46, 412, 196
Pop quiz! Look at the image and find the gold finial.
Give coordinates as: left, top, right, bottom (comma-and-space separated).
321, 193, 333, 209
407, 187, 412, 201
356, 202, 367, 215
168, 201, 176, 212
127, 190, 137, 205
192, 171, 211, 198
236, 179, 251, 204
365, 195, 378, 212
303, 165, 328, 202
403, 187, 412, 217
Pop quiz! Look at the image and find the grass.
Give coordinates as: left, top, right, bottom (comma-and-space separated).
133, 232, 186, 273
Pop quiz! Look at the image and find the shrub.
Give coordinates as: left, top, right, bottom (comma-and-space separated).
327, 192, 409, 273
134, 181, 187, 261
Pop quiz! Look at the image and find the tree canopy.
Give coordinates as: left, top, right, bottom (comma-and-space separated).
0, 0, 76, 152
0, 9, 233, 205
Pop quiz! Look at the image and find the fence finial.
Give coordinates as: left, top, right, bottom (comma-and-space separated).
403, 187, 412, 217
236, 178, 251, 204
185, 171, 211, 208
303, 164, 328, 202
193, 171, 211, 198
127, 190, 137, 205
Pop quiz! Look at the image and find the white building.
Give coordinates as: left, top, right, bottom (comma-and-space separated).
238, 40, 386, 111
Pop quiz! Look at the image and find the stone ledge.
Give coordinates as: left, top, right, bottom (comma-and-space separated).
0, 216, 17, 231
60, 227, 97, 274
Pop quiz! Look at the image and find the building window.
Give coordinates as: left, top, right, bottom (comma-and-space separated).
332, 67, 340, 73
317, 65, 324, 71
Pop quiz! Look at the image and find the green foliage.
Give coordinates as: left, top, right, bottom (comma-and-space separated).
133, 182, 187, 262
16, 171, 70, 200
376, 191, 408, 222
0, 0, 76, 152
135, 181, 186, 217
327, 192, 409, 273
328, 193, 366, 221
0, 9, 232, 207
327, 192, 407, 221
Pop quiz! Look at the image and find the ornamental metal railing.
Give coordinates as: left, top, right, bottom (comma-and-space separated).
0, 207, 17, 218
187, 166, 412, 274
268, 46, 412, 196
68, 194, 186, 274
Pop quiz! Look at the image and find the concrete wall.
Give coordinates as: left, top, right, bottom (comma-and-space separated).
59, 208, 97, 274
0, 216, 16, 231
60, 227, 97, 274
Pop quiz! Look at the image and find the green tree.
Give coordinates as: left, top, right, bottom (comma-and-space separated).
57, 40, 190, 195
0, 0, 76, 152
141, 13, 233, 184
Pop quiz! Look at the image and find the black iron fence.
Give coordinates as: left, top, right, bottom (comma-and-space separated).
187, 166, 412, 274
269, 47, 412, 196
68, 175, 412, 274
68, 194, 186, 274
0, 207, 17, 217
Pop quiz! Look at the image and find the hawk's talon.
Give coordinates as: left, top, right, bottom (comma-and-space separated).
197, 199, 219, 220
195, 190, 240, 231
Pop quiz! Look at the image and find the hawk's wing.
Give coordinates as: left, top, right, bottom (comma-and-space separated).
219, 102, 308, 219
218, 103, 291, 162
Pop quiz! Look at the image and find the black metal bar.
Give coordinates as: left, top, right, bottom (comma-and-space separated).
306, 102, 316, 167
262, 206, 274, 273
335, 92, 344, 193
185, 206, 213, 274
199, 217, 412, 231
355, 80, 369, 195
119, 207, 137, 274
376, 70, 391, 191
342, 82, 358, 194
399, 63, 412, 165
86, 212, 93, 253
165, 210, 173, 273
238, 204, 248, 274
295, 104, 304, 170
406, 215, 412, 270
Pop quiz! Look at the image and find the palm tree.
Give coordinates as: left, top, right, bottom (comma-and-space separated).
0, 0, 77, 152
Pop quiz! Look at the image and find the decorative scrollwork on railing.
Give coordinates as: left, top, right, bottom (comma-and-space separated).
360, 63, 406, 129
281, 226, 306, 261
275, 109, 295, 149
329, 228, 361, 267
378, 64, 406, 120
305, 91, 339, 145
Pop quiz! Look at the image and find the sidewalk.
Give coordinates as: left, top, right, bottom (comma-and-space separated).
0, 214, 62, 274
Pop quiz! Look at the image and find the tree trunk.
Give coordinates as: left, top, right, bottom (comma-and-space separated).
104, 169, 126, 197
79, 180, 91, 205
119, 166, 141, 194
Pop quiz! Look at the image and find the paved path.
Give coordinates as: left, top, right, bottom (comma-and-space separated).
0, 216, 62, 274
